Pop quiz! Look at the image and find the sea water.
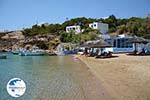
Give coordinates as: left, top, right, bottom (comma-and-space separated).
0, 54, 86, 100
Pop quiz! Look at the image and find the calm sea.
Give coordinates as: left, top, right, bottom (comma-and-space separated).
0, 54, 87, 100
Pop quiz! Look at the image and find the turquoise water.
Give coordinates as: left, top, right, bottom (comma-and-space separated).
0, 54, 89, 100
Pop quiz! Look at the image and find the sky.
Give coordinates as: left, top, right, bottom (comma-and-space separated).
0, 0, 150, 31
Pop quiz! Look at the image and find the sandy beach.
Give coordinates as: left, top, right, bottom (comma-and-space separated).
77, 54, 150, 100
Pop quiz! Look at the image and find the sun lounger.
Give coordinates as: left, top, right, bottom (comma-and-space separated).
127, 50, 150, 56
95, 52, 112, 59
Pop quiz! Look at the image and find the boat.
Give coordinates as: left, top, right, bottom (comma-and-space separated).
19, 51, 45, 56
11, 48, 22, 55
12, 51, 20, 55
19, 46, 46, 56
0, 55, 7, 59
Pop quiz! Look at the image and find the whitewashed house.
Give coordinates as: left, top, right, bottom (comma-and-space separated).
89, 22, 108, 34
89, 22, 110, 39
66, 25, 81, 34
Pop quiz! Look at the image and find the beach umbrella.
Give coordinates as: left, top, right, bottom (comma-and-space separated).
88, 40, 112, 55
80, 41, 94, 48
90, 40, 112, 48
128, 36, 148, 44
80, 41, 95, 55
128, 36, 148, 53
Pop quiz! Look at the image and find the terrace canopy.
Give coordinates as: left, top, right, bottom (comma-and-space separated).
128, 36, 148, 44
127, 36, 149, 53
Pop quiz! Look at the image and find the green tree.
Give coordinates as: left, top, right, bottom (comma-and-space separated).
117, 25, 128, 34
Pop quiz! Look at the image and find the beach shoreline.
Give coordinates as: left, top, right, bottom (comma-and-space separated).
75, 54, 150, 100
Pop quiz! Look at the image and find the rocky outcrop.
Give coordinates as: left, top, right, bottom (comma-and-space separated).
1, 31, 25, 40
0, 31, 59, 51
0, 31, 25, 51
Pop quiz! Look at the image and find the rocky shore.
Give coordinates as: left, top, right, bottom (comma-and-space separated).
0, 31, 58, 52
0, 31, 24, 51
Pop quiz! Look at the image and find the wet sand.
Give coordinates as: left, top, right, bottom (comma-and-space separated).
69, 57, 114, 100
0, 55, 113, 100
77, 54, 150, 100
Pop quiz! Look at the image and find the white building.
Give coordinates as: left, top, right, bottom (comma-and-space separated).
104, 34, 150, 53
66, 25, 81, 34
105, 34, 134, 53
89, 22, 108, 34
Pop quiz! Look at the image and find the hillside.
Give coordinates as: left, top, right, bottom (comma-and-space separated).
1, 15, 150, 51
22, 15, 150, 39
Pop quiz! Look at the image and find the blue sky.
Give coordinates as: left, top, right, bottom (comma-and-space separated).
0, 0, 150, 31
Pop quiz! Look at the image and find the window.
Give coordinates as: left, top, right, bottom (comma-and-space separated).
117, 39, 121, 48
67, 28, 70, 31
122, 38, 133, 48
94, 24, 96, 27
113, 40, 116, 47
121, 39, 125, 48
123, 39, 128, 48
128, 43, 133, 48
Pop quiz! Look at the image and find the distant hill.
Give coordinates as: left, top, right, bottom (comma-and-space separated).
22, 15, 150, 39
1, 15, 150, 51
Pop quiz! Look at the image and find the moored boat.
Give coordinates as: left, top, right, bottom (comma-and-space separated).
0, 55, 7, 59
12, 51, 20, 55
19, 51, 46, 56
19, 46, 46, 56
11, 48, 23, 55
